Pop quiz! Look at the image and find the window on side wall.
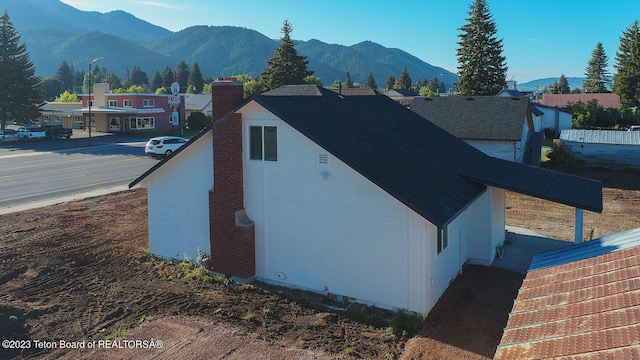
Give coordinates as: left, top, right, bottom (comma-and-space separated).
437, 227, 448, 254
123, 100, 132, 107
249, 125, 277, 161
108, 100, 118, 107
143, 99, 154, 107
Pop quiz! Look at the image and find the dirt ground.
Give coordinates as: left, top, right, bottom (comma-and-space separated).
0, 165, 638, 359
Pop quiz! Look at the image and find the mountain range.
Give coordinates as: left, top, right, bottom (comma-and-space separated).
0, 0, 459, 90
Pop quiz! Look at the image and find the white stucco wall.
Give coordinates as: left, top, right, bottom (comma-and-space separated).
137, 133, 213, 261
240, 103, 434, 315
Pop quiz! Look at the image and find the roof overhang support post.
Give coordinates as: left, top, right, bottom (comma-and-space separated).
574, 207, 584, 244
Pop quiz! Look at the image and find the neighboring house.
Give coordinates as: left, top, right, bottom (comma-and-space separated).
532, 103, 573, 137
40, 83, 184, 133
130, 79, 602, 317
539, 93, 621, 109
38, 102, 83, 128
410, 96, 542, 164
495, 227, 640, 359
386, 88, 418, 106
184, 93, 212, 119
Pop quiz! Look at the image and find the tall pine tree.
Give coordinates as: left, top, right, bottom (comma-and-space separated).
175, 61, 190, 92
396, 66, 412, 90
455, 0, 507, 96
583, 42, 612, 93
188, 62, 204, 93
161, 66, 175, 88
261, 20, 314, 90
55, 60, 75, 92
365, 72, 377, 89
613, 21, 640, 103
0, 10, 41, 129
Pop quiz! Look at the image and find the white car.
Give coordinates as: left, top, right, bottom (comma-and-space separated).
16, 126, 47, 141
145, 136, 187, 156
0, 129, 20, 144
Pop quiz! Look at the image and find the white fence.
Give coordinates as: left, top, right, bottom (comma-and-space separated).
560, 129, 640, 145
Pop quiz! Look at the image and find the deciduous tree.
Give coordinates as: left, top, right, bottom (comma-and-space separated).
455, 0, 507, 96
261, 20, 314, 90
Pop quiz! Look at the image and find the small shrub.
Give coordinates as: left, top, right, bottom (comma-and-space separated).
546, 141, 579, 167
389, 311, 423, 337
185, 111, 211, 132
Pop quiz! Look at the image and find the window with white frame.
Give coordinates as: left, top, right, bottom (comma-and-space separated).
108, 100, 118, 107
123, 100, 132, 107
128, 117, 155, 130
249, 126, 277, 161
437, 227, 448, 254
143, 99, 154, 107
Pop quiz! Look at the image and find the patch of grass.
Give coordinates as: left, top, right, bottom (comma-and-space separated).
138, 314, 152, 327
106, 322, 128, 340
242, 311, 255, 321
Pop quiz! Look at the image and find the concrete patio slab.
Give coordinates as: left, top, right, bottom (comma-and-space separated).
491, 226, 573, 274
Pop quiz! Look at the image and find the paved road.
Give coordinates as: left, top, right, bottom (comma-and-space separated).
0, 132, 158, 214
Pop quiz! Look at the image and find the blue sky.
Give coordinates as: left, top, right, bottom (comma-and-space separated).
60, 0, 640, 83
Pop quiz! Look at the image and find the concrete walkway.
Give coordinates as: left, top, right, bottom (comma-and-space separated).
491, 226, 573, 274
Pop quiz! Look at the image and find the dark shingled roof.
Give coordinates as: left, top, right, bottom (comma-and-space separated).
253, 86, 602, 226
410, 96, 532, 141
130, 85, 603, 226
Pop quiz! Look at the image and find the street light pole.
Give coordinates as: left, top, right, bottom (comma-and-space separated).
88, 57, 103, 146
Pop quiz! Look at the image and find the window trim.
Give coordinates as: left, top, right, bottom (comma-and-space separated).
248, 125, 277, 162
123, 99, 133, 107
437, 227, 448, 254
143, 99, 154, 107
108, 100, 118, 107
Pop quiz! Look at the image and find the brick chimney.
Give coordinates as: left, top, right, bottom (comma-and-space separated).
209, 78, 256, 280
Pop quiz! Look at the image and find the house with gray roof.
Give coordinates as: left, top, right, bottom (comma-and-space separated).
130, 80, 602, 317
410, 96, 542, 164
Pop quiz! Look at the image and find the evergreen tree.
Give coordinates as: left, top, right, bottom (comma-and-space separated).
583, 42, 612, 93
150, 70, 163, 92
0, 11, 41, 128
455, 0, 507, 96
613, 21, 640, 103
40, 78, 64, 101
365, 72, 377, 89
161, 66, 174, 88
188, 62, 204, 94
55, 60, 74, 91
261, 20, 314, 90
385, 76, 396, 90
396, 66, 412, 90
176, 61, 190, 92
130, 66, 148, 87
345, 72, 353, 88
558, 74, 570, 94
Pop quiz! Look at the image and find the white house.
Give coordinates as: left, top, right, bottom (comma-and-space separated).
532, 103, 573, 136
410, 96, 542, 164
130, 79, 602, 316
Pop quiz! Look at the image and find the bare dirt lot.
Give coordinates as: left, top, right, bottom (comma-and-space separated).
0, 165, 638, 359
